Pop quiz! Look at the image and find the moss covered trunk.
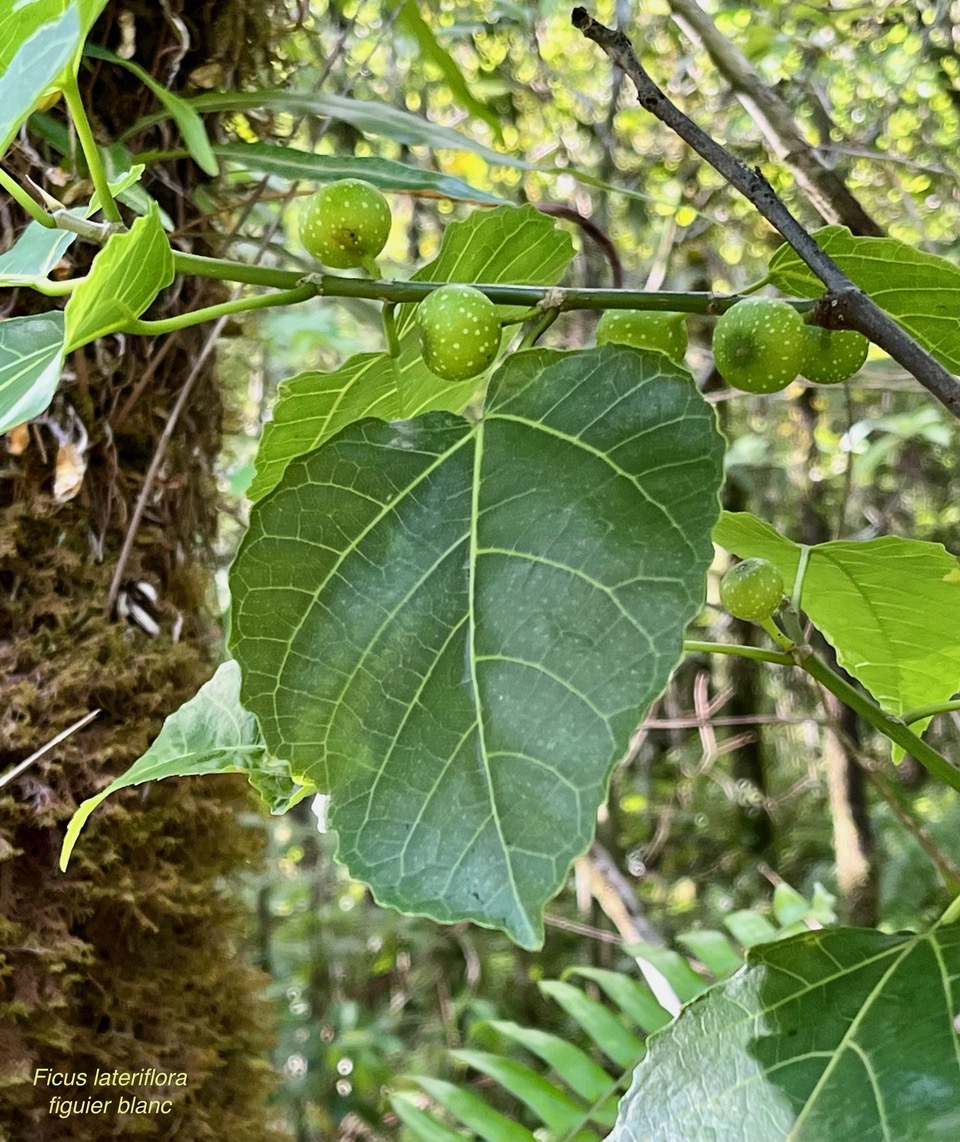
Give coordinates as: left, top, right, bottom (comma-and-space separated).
0, 3, 283, 1138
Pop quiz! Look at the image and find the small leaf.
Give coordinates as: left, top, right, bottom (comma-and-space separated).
60, 661, 268, 869
484, 1021, 614, 1105
216, 141, 507, 204
0, 168, 144, 290
0, 313, 65, 435
566, 967, 674, 1032
63, 204, 174, 351
409, 1076, 537, 1142
84, 44, 218, 175
676, 929, 744, 978
388, 1094, 467, 1142
610, 925, 960, 1142
451, 1049, 587, 1135
539, 981, 646, 1069
769, 225, 960, 372
715, 511, 960, 745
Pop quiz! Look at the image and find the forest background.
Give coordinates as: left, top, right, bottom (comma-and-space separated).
2, 0, 960, 1140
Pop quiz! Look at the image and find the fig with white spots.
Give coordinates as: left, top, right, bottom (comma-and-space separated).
596, 308, 688, 363
417, 284, 502, 382
720, 558, 785, 622
801, 326, 869, 384
712, 297, 806, 393
301, 178, 392, 269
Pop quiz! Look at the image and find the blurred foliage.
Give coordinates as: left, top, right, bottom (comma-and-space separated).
203, 0, 960, 1134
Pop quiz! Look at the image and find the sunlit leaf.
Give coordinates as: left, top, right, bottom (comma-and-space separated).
769, 225, 960, 372
215, 141, 507, 204
63, 204, 174, 351
714, 511, 960, 745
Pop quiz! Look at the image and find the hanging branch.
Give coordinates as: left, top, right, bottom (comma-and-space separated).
570, 7, 960, 421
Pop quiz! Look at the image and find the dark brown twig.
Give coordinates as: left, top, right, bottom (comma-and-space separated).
571, 7, 960, 421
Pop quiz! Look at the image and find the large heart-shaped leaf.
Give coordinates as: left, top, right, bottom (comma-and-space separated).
247, 204, 575, 502
610, 923, 960, 1142
0, 313, 65, 434
714, 512, 960, 743
230, 346, 725, 946
769, 225, 960, 372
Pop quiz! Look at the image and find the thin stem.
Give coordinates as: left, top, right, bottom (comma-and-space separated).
382, 303, 400, 357
683, 640, 793, 666
799, 648, 960, 793
571, 8, 960, 421
61, 78, 123, 225
901, 699, 960, 726
121, 284, 317, 335
0, 167, 55, 228
759, 616, 796, 651
173, 253, 816, 312
519, 308, 560, 349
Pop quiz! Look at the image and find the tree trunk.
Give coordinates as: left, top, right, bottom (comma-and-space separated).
0, 4, 284, 1138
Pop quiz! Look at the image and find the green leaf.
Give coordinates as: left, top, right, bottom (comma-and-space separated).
59, 661, 273, 869
215, 141, 507, 204
676, 929, 744, 978
63, 204, 174, 351
610, 924, 960, 1142
714, 511, 960, 745
724, 909, 780, 949
184, 89, 529, 168
0, 313, 65, 435
566, 967, 674, 1033
483, 1021, 614, 1105
231, 346, 724, 946
768, 225, 960, 372
0, 1, 108, 158
248, 204, 575, 502
451, 1049, 587, 1135
1, 3, 79, 160
397, 1, 503, 138
0, 224, 77, 289
389, 1093, 468, 1142
538, 981, 646, 1069
0, 168, 144, 290
84, 44, 218, 176
409, 1077, 537, 1142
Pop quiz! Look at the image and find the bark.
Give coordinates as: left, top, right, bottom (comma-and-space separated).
0, 4, 286, 1138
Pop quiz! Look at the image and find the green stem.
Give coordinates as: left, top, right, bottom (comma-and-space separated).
173, 252, 304, 288
683, 640, 793, 666
519, 309, 560, 349
758, 616, 796, 652
170, 254, 819, 315
62, 78, 123, 225
901, 699, 960, 726
382, 303, 400, 357
799, 649, 960, 793
121, 284, 316, 336
0, 167, 55, 228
